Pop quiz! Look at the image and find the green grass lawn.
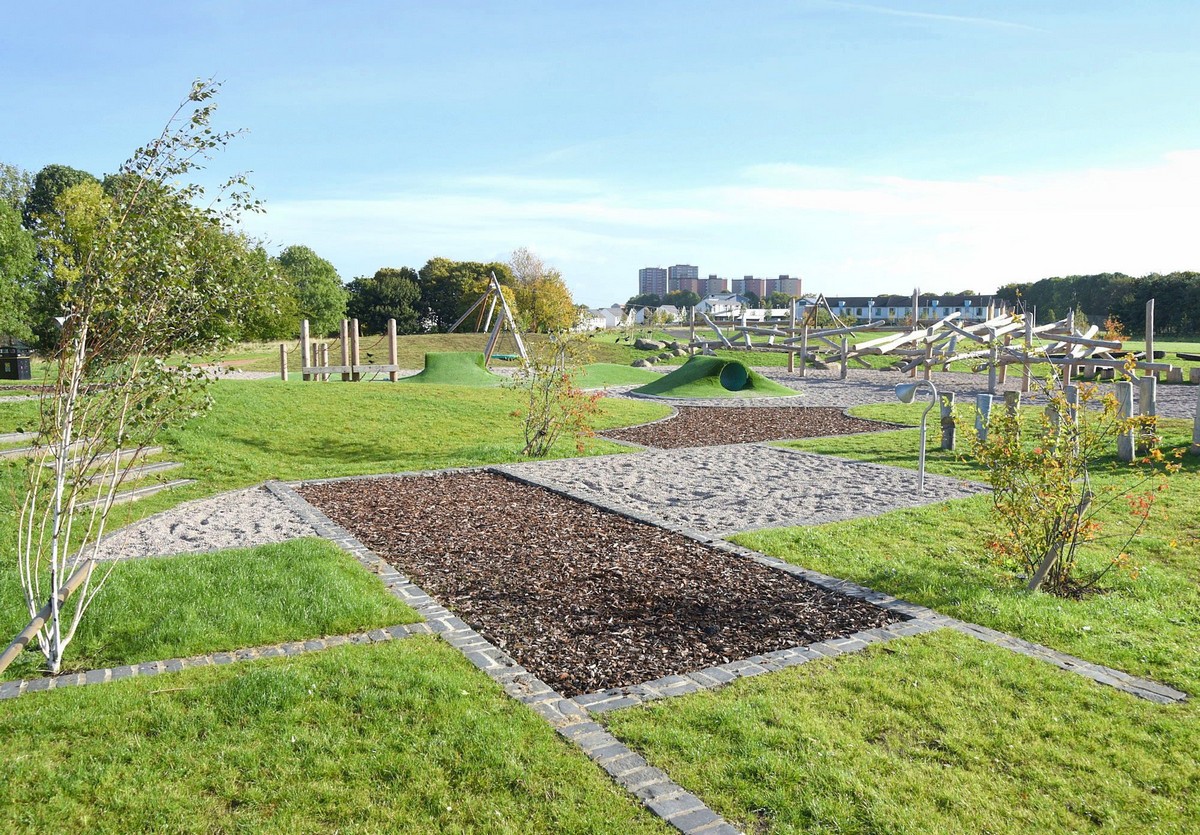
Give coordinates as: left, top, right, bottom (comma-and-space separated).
605, 629, 1199, 834
578, 400, 1200, 832
0, 638, 668, 834
1, 538, 418, 681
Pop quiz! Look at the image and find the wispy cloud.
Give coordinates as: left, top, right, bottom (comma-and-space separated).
242, 151, 1200, 306
821, 1, 1045, 33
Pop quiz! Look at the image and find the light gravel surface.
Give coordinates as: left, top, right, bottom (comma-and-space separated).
94, 366, 1193, 557
496, 444, 987, 538
97, 487, 322, 560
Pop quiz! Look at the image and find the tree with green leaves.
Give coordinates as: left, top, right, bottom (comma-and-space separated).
508, 248, 576, 333
275, 245, 346, 336
417, 257, 513, 331
22, 164, 99, 228
663, 289, 700, 308
346, 267, 421, 334
8, 79, 271, 677
625, 292, 661, 308
0, 201, 36, 340
765, 291, 794, 309
1, 163, 34, 213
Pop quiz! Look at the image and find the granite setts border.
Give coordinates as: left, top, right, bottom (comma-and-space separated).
267, 480, 743, 835
0, 622, 433, 702
489, 466, 1187, 706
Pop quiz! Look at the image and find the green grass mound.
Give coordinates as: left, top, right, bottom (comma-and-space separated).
396, 352, 506, 387
632, 355, 796, 398
575, 363, 663, 388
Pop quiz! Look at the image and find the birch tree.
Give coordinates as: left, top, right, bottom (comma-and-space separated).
10, 79, 271, 674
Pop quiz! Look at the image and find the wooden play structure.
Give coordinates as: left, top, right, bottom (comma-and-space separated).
285, 273, 528, 382
686, 297, 1176, 393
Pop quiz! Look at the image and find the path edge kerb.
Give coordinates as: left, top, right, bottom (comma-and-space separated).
267, 479, 745, 835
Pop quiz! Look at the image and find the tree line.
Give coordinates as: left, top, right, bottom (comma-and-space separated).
0, 161, 577, 350
996, 272, 1200, 336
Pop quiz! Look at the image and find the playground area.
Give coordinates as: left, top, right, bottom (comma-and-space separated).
2, 328, 1199, 833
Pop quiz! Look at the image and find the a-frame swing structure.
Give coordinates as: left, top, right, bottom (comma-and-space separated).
799, 292, 850, 329
447, 272, 528, 366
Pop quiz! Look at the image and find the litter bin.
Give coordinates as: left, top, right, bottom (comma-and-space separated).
0, 345, 31, 381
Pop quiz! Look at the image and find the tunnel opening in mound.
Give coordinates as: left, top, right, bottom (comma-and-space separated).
396, 352, 506, 387
632, 355, 796, 399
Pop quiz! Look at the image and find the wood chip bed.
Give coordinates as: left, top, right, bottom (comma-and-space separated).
300, 472, 900, 696
602, 405, 895, 448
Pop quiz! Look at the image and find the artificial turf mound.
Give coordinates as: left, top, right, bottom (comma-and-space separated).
631, 355, 796, 398
396, 352, 506, 387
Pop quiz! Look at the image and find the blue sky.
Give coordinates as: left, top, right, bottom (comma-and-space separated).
4, 1, 1199, 306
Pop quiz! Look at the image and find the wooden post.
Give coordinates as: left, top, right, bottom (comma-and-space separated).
300, 319, 311, 382
387, 318, 398, 382
1192, 384, 1200, 454
940, 392, 956, 451
1021, 313, 1033, 393
1145, 298, 1155, 365
840, 336, 849, 380
279, 343, 288, 381
1115, 380, 1134, 461
997, 335, 1010, 383
1138, 375, 1157, 455
922, 340, 932, 381
319, 343, 330, 382
787, 302, 796, 373
975, 393, 992, 442
987, 328, 998, 393
339, 319, 350, 382
799, 326, 808, 378
0, 561, 94, 675
350, 318, 361, 382
911, 287, 919, 329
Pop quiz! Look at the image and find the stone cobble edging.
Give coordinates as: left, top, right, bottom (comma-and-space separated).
269, 480, 743, 835
709, 537, 1188, 705
573, 619, 944, 715
0, 622, 434, 702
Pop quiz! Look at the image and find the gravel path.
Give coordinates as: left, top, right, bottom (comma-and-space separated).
96, 487, 322, 560
497, 444, 986, 538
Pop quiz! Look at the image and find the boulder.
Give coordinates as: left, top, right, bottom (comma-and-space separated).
634, 338, 665, 351
658, 352, 673, 360
672, 348, 688, 357
631, 359, 653, 368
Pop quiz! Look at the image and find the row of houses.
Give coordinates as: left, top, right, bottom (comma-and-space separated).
579, 293, 1012, 330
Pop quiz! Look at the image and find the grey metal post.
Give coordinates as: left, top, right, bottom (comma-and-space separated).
840, 336, 849, 380
1115, 380, 1134, 462
975, 393, 993, 442
940, 392, 956, 451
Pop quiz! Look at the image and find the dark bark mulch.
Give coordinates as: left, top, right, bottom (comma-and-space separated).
602, 406, 895, 449
300, 472, 900, 696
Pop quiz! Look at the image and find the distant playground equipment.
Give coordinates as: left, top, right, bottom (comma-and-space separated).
395, 352, 505, 387
286, 274, 529, 383
446, 271, 528, 366
632, 356, 796, 399
685, 292, 1177, 394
